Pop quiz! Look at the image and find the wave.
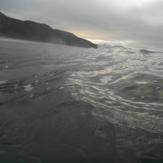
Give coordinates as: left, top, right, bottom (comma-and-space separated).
98, 43, 127, 49
97, 43, 160, 54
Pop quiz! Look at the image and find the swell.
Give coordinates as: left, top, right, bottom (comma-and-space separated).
67, 46, 163, 134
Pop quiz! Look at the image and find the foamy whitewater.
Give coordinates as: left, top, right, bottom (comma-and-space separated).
0, 38, 163, 163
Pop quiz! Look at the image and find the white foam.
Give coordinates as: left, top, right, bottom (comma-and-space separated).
0, 80, 7, 84
29, 94, 34, 98
99, 91, 105, 94
24, 84, 33, 92
141, 95, 145, 100
156, 87, 161, 90
47, 87, 50, 90
100, 76, 112, 83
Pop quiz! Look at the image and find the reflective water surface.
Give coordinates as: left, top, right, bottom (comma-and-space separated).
0, 39, 163, 163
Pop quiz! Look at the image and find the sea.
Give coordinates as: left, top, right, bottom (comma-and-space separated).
0, 38, 163, 163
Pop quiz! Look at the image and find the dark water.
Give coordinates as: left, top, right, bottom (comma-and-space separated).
0, 38, 163, 163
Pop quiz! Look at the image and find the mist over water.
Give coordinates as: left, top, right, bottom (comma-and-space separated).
0, 38, 163, 163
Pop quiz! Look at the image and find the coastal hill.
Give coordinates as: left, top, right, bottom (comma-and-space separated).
0, 12, 97, 48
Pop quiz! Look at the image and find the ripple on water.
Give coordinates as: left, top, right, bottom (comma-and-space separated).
67, 70, 163, 135
109, 73, 163, 103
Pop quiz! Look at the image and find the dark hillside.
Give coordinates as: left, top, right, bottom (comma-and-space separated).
0, 12, 97, 48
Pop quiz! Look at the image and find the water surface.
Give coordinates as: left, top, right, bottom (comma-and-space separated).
0, 39, 163, 163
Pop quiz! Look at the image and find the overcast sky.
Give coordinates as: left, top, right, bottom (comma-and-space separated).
0, 0, 163, 50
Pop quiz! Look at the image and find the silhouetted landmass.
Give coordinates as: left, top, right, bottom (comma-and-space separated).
0, 12, 97, 48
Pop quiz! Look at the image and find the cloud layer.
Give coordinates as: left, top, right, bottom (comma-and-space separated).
0, 0, 163, 49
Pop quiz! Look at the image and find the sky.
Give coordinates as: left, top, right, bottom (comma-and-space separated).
0, 0, 163, 50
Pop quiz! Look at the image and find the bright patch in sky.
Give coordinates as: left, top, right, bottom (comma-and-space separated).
131, 0, 153, 6
114, 0, 155, 7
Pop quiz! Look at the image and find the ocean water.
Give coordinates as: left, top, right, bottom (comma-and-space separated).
0, 38, 163, 163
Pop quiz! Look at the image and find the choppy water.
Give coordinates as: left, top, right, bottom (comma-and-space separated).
0, 38, 163, 163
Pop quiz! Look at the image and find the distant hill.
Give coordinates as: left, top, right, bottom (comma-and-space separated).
0, 12, 97, 48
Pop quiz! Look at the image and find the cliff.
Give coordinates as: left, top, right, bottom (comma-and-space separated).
0, 12, 97, 48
